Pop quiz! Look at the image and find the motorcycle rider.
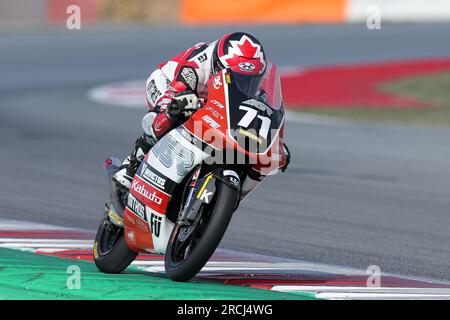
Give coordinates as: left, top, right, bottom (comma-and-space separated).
113, 32, 290, 191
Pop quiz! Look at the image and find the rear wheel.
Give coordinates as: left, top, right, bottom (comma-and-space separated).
165, 182, 238, 281
93, 212, 137, 273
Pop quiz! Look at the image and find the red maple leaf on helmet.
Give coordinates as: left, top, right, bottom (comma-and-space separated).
236, 38, 258, 58
221, 35, 266, 74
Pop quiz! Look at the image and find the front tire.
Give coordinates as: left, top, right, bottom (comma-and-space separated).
165, 182, 238, 281
93, 213, 138, 273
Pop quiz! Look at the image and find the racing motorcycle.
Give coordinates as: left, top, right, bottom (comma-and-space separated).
93, 62, 286, 282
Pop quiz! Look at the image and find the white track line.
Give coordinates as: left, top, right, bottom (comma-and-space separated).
316, 292, 450, 300
0, 243, 93, 249
87, 79, 353, 127
0, 220, 78, 231
140, 265, 338, 273
132, 260, 355, 269
272, 286, 450, 294
31, 248, 76, 253
87, 80, 145, 109
134, 257, 370, 276
0, 238, 92, 244
272, 286, 450, 300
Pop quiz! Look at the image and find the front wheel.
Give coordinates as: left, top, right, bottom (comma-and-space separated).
165, 182, 238, 282
93, 212, 138, 273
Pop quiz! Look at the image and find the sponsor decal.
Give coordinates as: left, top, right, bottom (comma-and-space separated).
202, 115, 221, 129
239, 128, 262, 144
150, 213, 162, 238
210, 99, 225, 109
141, 163, 167, 190
205, 106, 225, 120
178, 127, 199, 145
198, 189, 214, 203
131, 178, 163, 205
127, 230, 135, 242
213, 75, 223, 89
93, 242, 99, 259
198, 52, 207, 63
223, 170, 240, 179
127, 193, 146, 220
108, 210, 123, 226
241, 99, 273, 116
176, 127, 218, 158
152, 134, 195, 177
153, 117, 166, 135
136, 218, 150, 232
146, 79, 161, 104
239, 62, 256, 72
197, 174, 214, 204
180, 67, 198, 91
223, 170, 241, 187
131, 176, 170, 214
125, 211, 136, 224
229, 176, 240, 186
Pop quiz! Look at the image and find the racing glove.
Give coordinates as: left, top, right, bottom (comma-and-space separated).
166, 90, 199, 120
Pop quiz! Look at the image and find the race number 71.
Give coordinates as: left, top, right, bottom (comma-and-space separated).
237, 105, 271, 141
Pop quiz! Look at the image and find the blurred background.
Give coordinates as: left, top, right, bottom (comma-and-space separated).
0, 0, 449, 281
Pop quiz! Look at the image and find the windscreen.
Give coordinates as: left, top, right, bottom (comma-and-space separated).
229, 61, 283, 110
224, 62, 285, 155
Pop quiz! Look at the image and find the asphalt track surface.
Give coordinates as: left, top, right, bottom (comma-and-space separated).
0, 24, 449, 281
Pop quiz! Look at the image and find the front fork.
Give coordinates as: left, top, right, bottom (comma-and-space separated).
177, 166, 242, 226
178, 166, 202, 225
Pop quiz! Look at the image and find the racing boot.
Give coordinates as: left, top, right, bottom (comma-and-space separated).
113, 133, 155, 190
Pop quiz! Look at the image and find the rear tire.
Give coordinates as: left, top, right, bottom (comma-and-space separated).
165, 182, 238, 281
93, 213, 138, 273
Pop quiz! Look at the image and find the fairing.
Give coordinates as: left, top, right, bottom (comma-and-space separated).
123, 61, 286, 253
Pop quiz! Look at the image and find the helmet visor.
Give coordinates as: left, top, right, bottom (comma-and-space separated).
229, 65, 265, 98
227, 61, 283, 110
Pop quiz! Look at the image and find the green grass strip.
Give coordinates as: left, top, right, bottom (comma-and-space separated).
0, 248, 317, 300
294, 71, 450, 128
